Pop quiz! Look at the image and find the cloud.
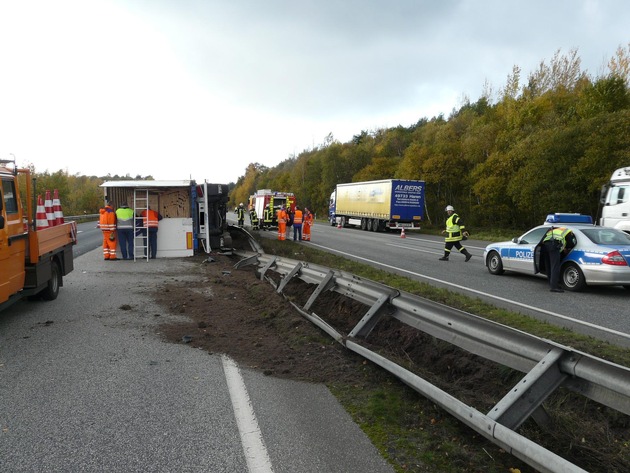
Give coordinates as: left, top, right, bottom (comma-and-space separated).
1, 0, 628, 183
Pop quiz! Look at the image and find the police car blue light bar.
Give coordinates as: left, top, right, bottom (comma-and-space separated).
544, 213, 593, 224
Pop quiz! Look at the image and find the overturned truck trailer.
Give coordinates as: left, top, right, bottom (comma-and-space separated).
101, 180, 231, 258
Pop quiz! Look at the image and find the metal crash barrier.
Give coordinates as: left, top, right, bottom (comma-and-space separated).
235, 250, 630, 473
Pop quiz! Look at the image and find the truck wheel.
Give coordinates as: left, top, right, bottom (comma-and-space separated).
361, 218, 367, 231
41, 260, 61, 301
371, 219, 379, 232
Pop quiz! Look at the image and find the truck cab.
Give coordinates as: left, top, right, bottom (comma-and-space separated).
0, 167, 27, 302
600, 166, 630, 234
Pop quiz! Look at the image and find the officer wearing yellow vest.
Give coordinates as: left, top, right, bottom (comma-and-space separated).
439, 205, 472, 262
538, 226, 575, 293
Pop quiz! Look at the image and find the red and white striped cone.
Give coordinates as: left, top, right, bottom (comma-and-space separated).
400, 228, 406, 238
45, 190, 55, 227
36, 195, 49, 230
53, 189, 65, 225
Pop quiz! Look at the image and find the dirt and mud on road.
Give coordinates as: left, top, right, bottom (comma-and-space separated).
152, 249, 628, 473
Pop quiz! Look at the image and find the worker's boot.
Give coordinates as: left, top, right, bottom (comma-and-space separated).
464, 250, 472, 262
438, 253, 449, 261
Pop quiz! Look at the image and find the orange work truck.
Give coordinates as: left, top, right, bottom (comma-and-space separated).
0, 159, 76, 311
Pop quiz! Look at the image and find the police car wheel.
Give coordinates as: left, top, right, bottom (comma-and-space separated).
487, 251, 504, 275
562, 263, 586, 292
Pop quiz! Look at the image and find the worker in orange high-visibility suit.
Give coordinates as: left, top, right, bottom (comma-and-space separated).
302, 207, 313, 241
98, 200, 117, 260
141, 207, 163, 259
277, 206, 287, 241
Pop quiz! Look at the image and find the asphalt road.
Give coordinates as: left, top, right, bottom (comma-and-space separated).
0, 249, 393, 473
238, 214, 630, 347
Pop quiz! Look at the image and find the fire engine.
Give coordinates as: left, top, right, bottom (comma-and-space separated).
251, 189, 296, 227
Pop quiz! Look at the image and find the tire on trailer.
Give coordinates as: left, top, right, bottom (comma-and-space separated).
361, 218, 368, 230
41, 259, 61, 301
372, 219, 380, 232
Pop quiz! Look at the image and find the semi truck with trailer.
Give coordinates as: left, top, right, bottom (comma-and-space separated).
1, 158, 77, 311
329, 179, 425, 232
600, 166, 630, 234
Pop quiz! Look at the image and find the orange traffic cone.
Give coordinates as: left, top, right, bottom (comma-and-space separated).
53, 189, 65, 225
36, 195, 49, 230
401, 228, 406, 238
45, 190, 55, 227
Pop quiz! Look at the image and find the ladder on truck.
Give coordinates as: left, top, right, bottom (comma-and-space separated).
133, 188, 149, 261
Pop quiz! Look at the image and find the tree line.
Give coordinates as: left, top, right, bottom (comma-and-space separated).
229, 46, 630, 230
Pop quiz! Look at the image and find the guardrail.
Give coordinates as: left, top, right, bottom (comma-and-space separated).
235, 250, 630, 473
64, 214, 99, 223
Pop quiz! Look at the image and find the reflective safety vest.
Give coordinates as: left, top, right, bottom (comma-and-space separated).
116, 207, 134, 229
98, 205, 116, 231
543, 227, 571, 251
293, 209, 303, 225
250, 210, 259, 223
445, 213, 465, 242
142, 209, 160, 228
264, 207, 273, 222
237, 207, 245, 220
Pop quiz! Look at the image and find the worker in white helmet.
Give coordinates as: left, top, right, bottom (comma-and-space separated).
439, 205, 472, 262
237, 203, 245, 227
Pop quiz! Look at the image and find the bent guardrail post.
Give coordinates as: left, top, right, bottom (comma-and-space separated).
488, 347, 567, 430
346, 340, 588, 473
303, 270, 335, 312
348, 293, 393, 339
277, 261, 303, 293
259, 255, 277, 281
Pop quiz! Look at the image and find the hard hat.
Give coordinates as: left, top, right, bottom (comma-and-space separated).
445, 205, 454, 212
239, 202, 244, 206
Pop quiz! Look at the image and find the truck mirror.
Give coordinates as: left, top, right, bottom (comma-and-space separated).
599, 184, 608, 205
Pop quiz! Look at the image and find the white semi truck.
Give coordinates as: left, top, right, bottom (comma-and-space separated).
600, 166, 630, 234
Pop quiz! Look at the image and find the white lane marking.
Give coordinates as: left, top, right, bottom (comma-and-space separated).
308, 242, 630, 342
222, 355, 274, 473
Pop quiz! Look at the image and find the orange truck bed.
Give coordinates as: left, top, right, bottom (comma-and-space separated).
28, 222, 77, 264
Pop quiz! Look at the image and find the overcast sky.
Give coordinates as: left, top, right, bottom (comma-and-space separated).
0, 0, 628, 184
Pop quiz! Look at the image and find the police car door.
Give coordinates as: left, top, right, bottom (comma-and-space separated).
505, 226, 548, 274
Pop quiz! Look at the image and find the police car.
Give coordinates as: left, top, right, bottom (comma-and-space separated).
483, 214, 630, 291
